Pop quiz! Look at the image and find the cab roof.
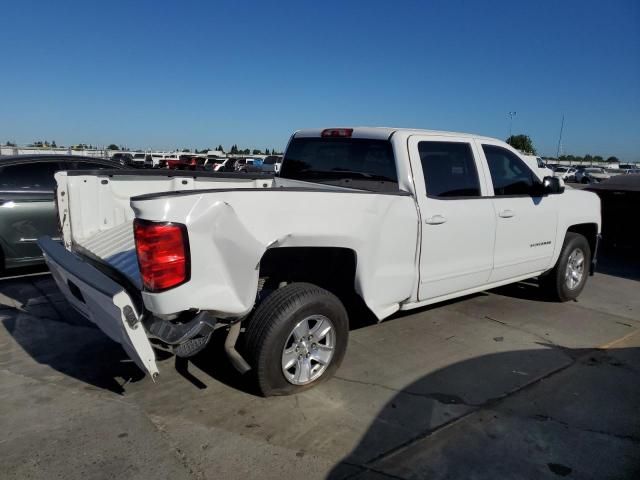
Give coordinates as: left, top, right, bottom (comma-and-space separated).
293, 127, 500, 143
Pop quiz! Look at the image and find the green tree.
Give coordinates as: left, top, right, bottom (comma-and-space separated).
5, 141, 16, 147
182, 148, 191, 152
243, 148, 250, 155
217, 144, 224, 153
265, 148, 271, 155
252, 149, 261, 155
230, 144, 239, 154
51, 140, 57, 148
593, 155, 604, 163
107, 144, 119, 150
506, 134, 536, 154
606, 156, 620, 163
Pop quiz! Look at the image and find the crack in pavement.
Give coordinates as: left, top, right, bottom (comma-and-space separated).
337, 335, 639, 474
333, 375, 477, 408
527, 413, 640, 444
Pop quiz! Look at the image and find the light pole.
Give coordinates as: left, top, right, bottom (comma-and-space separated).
556, 114, 565, 161
508, 111, 517, 140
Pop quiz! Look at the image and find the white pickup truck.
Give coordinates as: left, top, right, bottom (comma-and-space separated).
38, 127, 601, 396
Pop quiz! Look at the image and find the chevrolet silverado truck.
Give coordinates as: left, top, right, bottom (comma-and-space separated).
38, 128, 601, 396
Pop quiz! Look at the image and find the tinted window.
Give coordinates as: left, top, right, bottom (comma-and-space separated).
483, 145, 536, 196
0, 162, 60, 191
281, 137, 398, 192
418, 142, 481, 197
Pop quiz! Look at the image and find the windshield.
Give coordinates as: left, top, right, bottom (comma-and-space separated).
280, 137, 399, 192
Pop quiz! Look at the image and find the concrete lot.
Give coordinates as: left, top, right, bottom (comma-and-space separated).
1, 248, 639, 480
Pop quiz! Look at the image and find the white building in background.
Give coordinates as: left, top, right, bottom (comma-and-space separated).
0, 145, 109, 157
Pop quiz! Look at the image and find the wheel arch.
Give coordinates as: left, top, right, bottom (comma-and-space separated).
257, 246, 376, 327
258, 246, 358, 295
566, 223, 598, 259
545, 222, 599, 275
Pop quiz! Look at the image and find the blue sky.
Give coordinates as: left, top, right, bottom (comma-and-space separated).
1, 0, 639, 160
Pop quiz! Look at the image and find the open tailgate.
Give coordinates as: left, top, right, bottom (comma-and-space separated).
38, 236, 158, 378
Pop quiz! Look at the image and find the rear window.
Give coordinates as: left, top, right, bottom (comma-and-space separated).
280, 137, 398, 192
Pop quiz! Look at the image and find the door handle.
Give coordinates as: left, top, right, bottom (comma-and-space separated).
425, 214, 447, 225
498, 209, 515, 218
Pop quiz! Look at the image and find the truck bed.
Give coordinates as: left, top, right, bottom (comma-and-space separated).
79, 220, 140, 287
56, 170, 274, 286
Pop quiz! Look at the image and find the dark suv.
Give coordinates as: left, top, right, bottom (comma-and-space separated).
0, 155, 125, 272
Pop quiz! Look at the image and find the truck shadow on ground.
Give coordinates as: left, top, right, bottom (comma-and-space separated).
1, 311, 145, 394
326, 345, 640, 479
0, 273, 146, 394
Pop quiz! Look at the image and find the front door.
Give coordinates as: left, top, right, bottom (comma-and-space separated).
409, 136, 496, 301
478, 142, 558, 282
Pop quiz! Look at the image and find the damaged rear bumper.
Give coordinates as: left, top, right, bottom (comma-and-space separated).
38, 236, 248, 378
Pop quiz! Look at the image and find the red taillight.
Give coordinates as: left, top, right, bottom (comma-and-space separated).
133, 219, 190, 292
321, 128, 353, 138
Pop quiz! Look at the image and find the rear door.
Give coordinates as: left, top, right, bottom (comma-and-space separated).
477, 141, 558, 282
409, 135, 496, 300
0, 161, 62, 264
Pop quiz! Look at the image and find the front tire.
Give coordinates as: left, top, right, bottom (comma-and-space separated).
540, 232, 591, 302
244, 282, 348, 396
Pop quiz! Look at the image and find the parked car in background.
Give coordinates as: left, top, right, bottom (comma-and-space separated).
553, 166, 577, 181
145, 153, 168, 169
204, 157, 226, 171
576, 167, 610, 184
214, 158, 239, 172
0, 155, 125, 272
110, 152, 134, 166
131, 153, 147, 168
522, 155, 553, 181
262, 155, 283, 174
175, 155, 208, 171
234, 158, 263, 173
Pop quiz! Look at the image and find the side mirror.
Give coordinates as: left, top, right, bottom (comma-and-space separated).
542, 176, 564, 195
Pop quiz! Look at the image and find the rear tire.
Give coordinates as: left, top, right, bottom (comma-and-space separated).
540, 232, 591, 302
244, 282, 348, 396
